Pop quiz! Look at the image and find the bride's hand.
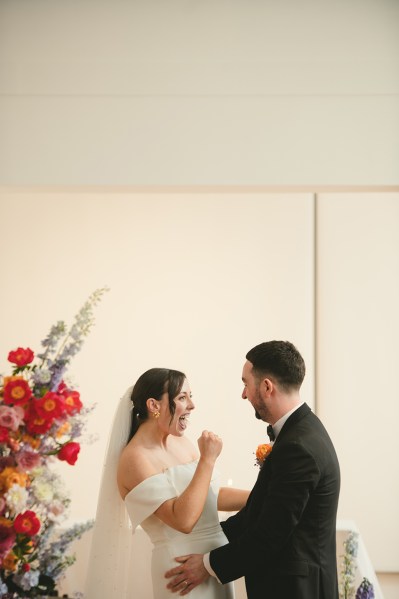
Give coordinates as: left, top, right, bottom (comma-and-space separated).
197, 430, 223, 464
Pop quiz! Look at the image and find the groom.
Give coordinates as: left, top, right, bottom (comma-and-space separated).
165, 340, 341, 599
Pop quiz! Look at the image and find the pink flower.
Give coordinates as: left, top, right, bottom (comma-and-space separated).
15, 450, 42, 472
0, 523, 16, 557
0, 497, 6, 514
7, 347, 34, 367
0, 405, 25, 431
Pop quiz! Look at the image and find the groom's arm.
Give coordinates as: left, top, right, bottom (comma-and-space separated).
220, 503, 248, 540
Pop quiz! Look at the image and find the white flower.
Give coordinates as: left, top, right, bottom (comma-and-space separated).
31, 466, 45, 478
31, 479, 54, 502
0, 582, 8, 594
33, 368, 52, 384
5, 483, 29, 513
13, 569, 40, 591
48, 499, 66, 520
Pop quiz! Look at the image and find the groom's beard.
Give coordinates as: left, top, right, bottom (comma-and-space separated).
255, 409, 262, 420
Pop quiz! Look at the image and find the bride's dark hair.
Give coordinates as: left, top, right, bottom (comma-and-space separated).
127, 368, 186, 441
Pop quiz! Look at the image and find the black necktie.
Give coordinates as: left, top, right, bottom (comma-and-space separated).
267, 424, 275, 442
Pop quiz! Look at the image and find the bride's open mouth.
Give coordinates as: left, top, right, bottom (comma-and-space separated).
178, 414, 190, 430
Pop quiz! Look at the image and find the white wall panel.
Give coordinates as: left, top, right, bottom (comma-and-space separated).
316, 194, 399, 571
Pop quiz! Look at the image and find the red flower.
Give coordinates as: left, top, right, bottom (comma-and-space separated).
0, 427, 9, 443
61, 390, 82, 415
23, 404, 53, 435
57, 442, 80, 465
34, 392, 66, 421
22, 562, 31, 572
7, 347, 34, 367
13, 510, 41, 536
3, 378, 32, 406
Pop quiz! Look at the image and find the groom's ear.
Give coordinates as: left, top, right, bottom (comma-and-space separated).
261, 377, 274, 397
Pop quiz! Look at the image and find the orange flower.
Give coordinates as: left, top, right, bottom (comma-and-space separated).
56, 421, 71, 438
255, 443, 273, 466
7, 437, 20, 452
21, 433, 41, 450
2, 550, 18, 571
0, 466, 29, 492
0, 517, 13, 528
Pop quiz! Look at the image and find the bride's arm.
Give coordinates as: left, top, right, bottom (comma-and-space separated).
217, 487, 250, 511
154, 431, 222, 534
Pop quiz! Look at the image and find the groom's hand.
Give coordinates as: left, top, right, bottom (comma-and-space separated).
165, 553, 209, 595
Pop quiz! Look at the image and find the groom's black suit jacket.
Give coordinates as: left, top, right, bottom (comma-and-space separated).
210, 403, 340, 599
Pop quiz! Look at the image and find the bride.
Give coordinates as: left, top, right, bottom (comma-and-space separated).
84, 368, 249, 599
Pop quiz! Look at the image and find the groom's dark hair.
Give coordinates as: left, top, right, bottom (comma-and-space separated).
246, 341, 305, 391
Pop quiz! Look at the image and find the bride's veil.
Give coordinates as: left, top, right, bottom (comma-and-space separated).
84, 386, 134, 598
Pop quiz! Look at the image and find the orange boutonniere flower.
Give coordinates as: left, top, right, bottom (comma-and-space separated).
255, 443, 273, 468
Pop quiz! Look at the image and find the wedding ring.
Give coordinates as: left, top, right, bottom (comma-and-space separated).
182, 580, 188, 587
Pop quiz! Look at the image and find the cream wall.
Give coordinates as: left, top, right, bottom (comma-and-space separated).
1, 191, 399, 590
0, 0, 398, 185
0, 191, 315, 515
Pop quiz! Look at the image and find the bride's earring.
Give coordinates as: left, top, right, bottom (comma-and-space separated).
152, 410, 160, 419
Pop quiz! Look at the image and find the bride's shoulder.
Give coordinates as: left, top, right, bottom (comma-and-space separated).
117, 444, 159, 496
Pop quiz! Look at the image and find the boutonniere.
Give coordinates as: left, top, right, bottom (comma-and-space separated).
254, 443, 273, 468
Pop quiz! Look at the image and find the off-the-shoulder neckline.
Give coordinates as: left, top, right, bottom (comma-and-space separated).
124, 458, 199, 500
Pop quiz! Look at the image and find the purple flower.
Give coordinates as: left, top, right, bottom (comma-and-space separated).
356, 578, 375, 599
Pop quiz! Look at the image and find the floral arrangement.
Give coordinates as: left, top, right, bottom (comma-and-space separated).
339, 531, 375, 599
254, 443, 273, 468
0, 288, 108, 598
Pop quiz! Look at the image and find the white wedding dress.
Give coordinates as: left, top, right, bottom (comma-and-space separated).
125, 460, 235, 599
